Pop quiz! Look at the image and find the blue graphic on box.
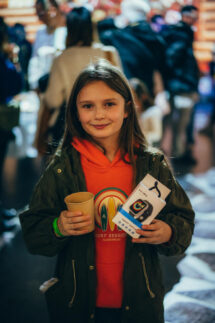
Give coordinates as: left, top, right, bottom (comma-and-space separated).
119, 208, 143, 229
119, 198, 153, 228
129, 199, 153, 221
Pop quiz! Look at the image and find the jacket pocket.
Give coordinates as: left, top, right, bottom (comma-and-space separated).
40, 259, 77, 320
39, 277, 59, 294
139, 253, 155, 298
42, 277, 65, 321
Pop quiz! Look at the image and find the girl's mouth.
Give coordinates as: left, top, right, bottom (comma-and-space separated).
92, 124, 109, 129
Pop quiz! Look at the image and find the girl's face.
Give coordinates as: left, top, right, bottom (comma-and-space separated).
76, 81, 128, 145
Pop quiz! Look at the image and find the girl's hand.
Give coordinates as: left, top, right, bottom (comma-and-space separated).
57, 210, 93, 236
132, 219, 172, 245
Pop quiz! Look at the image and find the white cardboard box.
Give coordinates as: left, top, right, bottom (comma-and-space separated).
112, 174, 171, 238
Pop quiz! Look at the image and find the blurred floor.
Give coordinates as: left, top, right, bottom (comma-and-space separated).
0, 98, 214, 322
164, 165, 215, 323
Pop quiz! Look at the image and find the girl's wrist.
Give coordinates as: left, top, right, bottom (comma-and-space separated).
53, 217, 65, 238
163, 228, 174, 246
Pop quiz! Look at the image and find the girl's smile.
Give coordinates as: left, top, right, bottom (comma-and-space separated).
92, 124, 110, 129
77, 81, 128, 147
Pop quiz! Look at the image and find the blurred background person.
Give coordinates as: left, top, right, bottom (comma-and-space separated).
9, 23, 32, 91
0, 17, 22, 234
199, 43, 215, 140
130, 77, 163, 147
150, 14, 166, 33
164, 1, 181, 25
97, 0, 168, 120
35, 6, 121, 155
28, 0, 67, 91
161, 5, 200, 165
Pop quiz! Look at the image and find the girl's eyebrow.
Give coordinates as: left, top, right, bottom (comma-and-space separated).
78, 98, 119, 104
103, 98, 118, 101
78, 100, 92, 104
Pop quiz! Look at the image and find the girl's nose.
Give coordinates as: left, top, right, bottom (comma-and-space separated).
95, 107, 105, 119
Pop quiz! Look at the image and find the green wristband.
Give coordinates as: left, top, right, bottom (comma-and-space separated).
53, 217, 65, 237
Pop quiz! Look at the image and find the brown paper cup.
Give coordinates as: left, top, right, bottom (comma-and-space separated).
64, 192, 95, 232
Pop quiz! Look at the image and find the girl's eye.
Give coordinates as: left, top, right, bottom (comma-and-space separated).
82, 104, 93, 109
105, 102, 115, 107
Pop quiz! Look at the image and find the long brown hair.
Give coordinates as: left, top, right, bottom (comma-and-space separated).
62, 59, 148, 175
65, 7, 93, 48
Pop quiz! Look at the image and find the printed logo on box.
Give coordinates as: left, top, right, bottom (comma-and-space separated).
112, 174, 171, 238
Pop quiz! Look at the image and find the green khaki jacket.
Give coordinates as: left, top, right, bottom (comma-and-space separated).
19, 145, 195, 323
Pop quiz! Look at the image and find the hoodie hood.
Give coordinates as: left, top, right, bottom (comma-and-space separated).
72, 137, 129, 172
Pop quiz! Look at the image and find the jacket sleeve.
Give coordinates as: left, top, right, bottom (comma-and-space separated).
19, 161, 71, 257
154, 155, 195, 256
166, 40, 187, 69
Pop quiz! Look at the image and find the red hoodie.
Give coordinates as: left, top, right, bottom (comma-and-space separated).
72, 138, 133, 308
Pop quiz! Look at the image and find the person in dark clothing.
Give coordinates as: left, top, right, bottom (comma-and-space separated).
161, 5, 199, 163
0, 17, 23, 233
9, 23, 32, 91
199, 45, 215, 138
150, 14, 166, 33
0, 19, 22, 103
207, 48, 215, 129
97, 18, 166, 97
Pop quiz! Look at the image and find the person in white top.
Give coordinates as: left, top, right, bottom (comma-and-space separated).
28, 0, 67, 90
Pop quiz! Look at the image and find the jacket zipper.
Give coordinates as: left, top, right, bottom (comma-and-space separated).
139, 253, 155, 298
68, 259, 77, 307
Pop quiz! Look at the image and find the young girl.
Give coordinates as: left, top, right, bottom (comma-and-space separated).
40, 6, 121, 150
20, 59, 194, 323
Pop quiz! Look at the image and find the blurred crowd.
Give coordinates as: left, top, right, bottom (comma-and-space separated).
0, 0, 215, 236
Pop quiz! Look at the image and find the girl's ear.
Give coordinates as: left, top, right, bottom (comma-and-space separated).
124, 101, 131, 118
